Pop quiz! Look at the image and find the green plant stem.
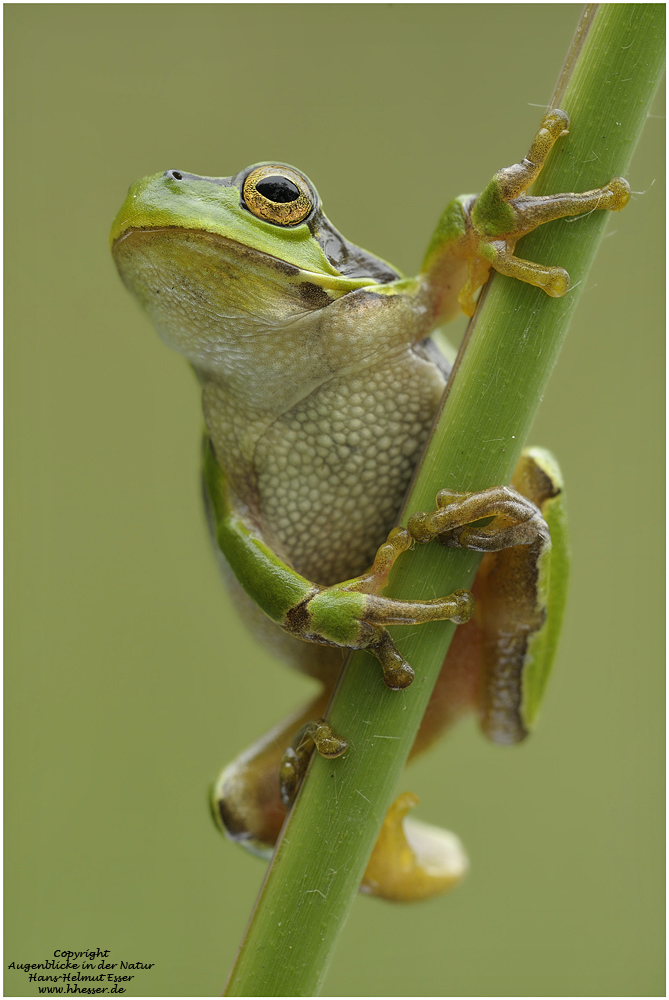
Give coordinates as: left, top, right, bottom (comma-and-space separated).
225, 6, 664, 996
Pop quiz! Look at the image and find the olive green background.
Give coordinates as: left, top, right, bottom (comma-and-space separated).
5, 5, 664, 997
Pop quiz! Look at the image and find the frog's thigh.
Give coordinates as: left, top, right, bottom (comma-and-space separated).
412, 447, 568, 754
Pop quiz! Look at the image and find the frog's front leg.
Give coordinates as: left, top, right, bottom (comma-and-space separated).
301, 526, 475, 689
423, 109, 631, 318
221, 512, 475, 691
205, 441, 475, 694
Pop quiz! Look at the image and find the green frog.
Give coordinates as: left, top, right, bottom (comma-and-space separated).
111, 110, 629, 901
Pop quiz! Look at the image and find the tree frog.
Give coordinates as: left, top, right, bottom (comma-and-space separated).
111, 111, 629, 902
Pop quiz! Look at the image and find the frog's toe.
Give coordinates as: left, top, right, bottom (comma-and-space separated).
370, 630, 415, 689
279, 719, 348, 806
278, 747, 301, 808
544, 266, 570, 297
486, 245, 570, 298
608, 176, 632, 211
361, 792, 468, 901
449, 589, 476, 624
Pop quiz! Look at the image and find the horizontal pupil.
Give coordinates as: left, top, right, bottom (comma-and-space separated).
256, 176, 301, 204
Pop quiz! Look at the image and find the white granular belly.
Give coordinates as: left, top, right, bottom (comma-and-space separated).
255, 358, 445, 586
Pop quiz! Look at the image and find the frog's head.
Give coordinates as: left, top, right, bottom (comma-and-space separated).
111, 164, 401, 368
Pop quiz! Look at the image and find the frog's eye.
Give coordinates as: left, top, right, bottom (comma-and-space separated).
242, 166, 313, 226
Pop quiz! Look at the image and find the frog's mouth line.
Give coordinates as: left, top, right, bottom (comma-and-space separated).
112, 226, 381, 295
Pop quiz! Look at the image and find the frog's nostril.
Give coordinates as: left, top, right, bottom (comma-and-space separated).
165, 170, 183, 181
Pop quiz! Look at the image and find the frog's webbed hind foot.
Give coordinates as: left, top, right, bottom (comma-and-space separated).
361, 792, 468, 902
459, 109, 631, 316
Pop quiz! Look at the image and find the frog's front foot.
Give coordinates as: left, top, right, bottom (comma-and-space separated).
458, 109, 631, 316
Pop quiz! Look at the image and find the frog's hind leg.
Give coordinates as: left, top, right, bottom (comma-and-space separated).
211, 686, 336, 857
214, 691, 469, 902
213, 667, 470, 902
214, 449, 566, 899
475, 447, 568, 743
277, 720, 470, 903
411, 446, 569, 755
